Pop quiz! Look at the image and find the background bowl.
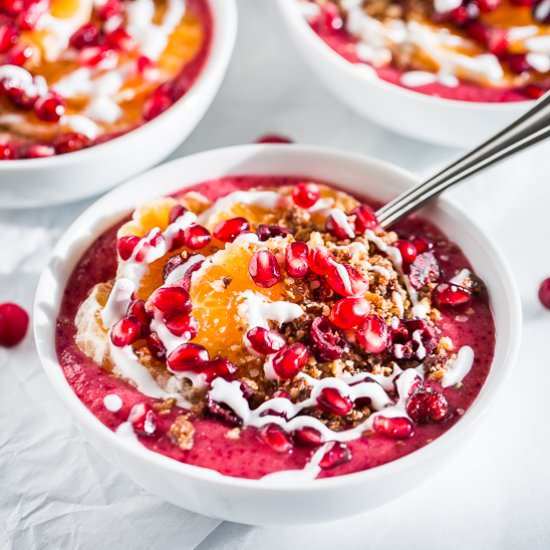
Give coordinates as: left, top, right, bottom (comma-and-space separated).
0, 0, 237, 209
276, 0, 531, 148
34, 144, 521, 525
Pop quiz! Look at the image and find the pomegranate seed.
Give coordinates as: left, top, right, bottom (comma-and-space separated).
466, 22, 509, 56
330, 297, 370, 329
213, 217, 250, 242
351, 204, 378, 233
407, 389, 449, 423
373, 416, 415, 439
249, 249, 281, 288
110, 316, 142, 347
433, 283, 472, 306
285, 241, 309, 278
319, 442, 352, 469
127, 299, 150, 335
477, 0, 501, 11
259, 424, 293, 453
507, 53, 530, 74
272, 343, 309, 379
317, 387, 352, 416
168, 204, 187, 224
181, 224, 211, 250
0, 24, 18, 53
256, 223, 290, 241
34, 93, 66, 123
129, 402, 157, 436
17, 0, 48, 30
308, 246, 335, 275
117, 235, 140, 260
321, 2, 344, 31
412, 237, 432, 254
326, 263, 368, 297
105, 27, 136, 51
147, 332, 166, 359
357, 315, 388, 353
79, 46, 117, 68
142, 85, 172, 120
0, 142, 15, 160
538, 277, 550, 309
4, 82, 36, 109
408, 251, 440, 289
136, 55, 160, 81
166, 342, 209, 372
54, 132, 91, 154
7, 43, 34, 66
0, 303, 29, 347
69, 23, 100, 49
145, 286, 192, 318
97, 0, 122, 20
396, 239, 417, 265
523, 84, 545, 99
199, 357, 236, 383
24, 143, 55, 158
309, 316, 348, 360
294, 426, 323, 447
0, 0, 23, 15
449, 5, 471, 25
165, 314, 198, 339
326, 210, 355, 240
255, 133, 293, 144
292, 182, 320, 208
245, 326, 285, 355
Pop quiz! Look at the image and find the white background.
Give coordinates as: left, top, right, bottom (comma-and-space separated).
1, 1, 549, 548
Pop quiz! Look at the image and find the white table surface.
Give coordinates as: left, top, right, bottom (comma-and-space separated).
2, 1, 550, 548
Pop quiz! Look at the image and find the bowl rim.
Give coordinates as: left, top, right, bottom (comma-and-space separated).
33, 143, 522, 492
0, 0, 238, 170
277, 0, 534, 112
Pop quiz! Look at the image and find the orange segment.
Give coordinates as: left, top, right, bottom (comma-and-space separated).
118, 198, 180, 238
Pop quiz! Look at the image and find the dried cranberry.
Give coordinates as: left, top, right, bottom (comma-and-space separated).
256, 224, 290, 241
309, 316, 348, 361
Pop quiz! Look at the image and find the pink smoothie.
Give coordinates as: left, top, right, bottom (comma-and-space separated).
55, 176, 495, 479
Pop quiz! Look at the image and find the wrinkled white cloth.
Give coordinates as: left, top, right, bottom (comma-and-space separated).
1, 0, 550, 548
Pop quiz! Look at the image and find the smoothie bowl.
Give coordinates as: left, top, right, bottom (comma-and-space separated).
277, 0, 546, 146
34, 145, 521, 524
0, 0, 236, 207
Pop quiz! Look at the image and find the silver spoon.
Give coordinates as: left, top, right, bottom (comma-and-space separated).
376, 92, 550, 228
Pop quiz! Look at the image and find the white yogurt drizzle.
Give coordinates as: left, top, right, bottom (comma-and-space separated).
442, 345, 474, 387
238, 290, 304, 331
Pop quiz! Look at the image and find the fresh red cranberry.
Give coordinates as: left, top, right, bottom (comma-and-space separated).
165, 314, 198, 339
330, 296, 370, 330
24, 143, 55, 158
142, 85, 172, 120
293, 426, 323, 447
326, 211, 355, 240
199, 357, 237, 383
317, 387, 352, 416
6, 43, 34, 66
256, 224, 290, 241
34, 93, 66, 123
69, 23, 100, 49
180, 224, 211, 250
110, 316, 142, 347
433, 283, 472, 306
54, 132, 91, 154
0, 303, 29, 347
245, 326, 285, 355
350, 203, 378, 233
319, 441, 352, 469
166, 342, 209, 372
408, 251, 440, 289
127, 299, 150, 335
357, 315, 388, 354
0, 142, 15, 160
373, 416, 415, 439
97, 0, 122, 20
145, 286, 192, 318
538, 277, 550, 309
105, 27, 136, 51
407, 389, 449, 423
477, 0, 502, 11
255, 133, 293, 144
396, 239, 417, 265
136, 55, 160, 81
285, 241, 309, 278
326, 263, 368, 297
129, 402, 157, 436
272, 343, 309, 379
292, 182, 320, 208
117, 235, 140, 260
0, 23, 18, 53
147, 331, 166, 359
259, 424, 293, 453
249, 249, 281, 288
213, 217, 249, 242
309, 316, 348, 361
307, 245, 335, 275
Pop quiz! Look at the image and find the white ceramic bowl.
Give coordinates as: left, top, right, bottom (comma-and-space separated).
0, 0, 237, 209
34, 145, 521, 525
276, 0, 531, 148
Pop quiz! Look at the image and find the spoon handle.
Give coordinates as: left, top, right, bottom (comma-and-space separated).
376, 92, 550, 228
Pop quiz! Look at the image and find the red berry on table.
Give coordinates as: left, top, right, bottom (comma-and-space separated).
538, 277, 550, 309
0, 303, 29, 347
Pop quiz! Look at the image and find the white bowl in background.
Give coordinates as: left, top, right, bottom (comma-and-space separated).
276, 0, 531, 148
34, 145, 521, 525
0, 0, 237, 209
